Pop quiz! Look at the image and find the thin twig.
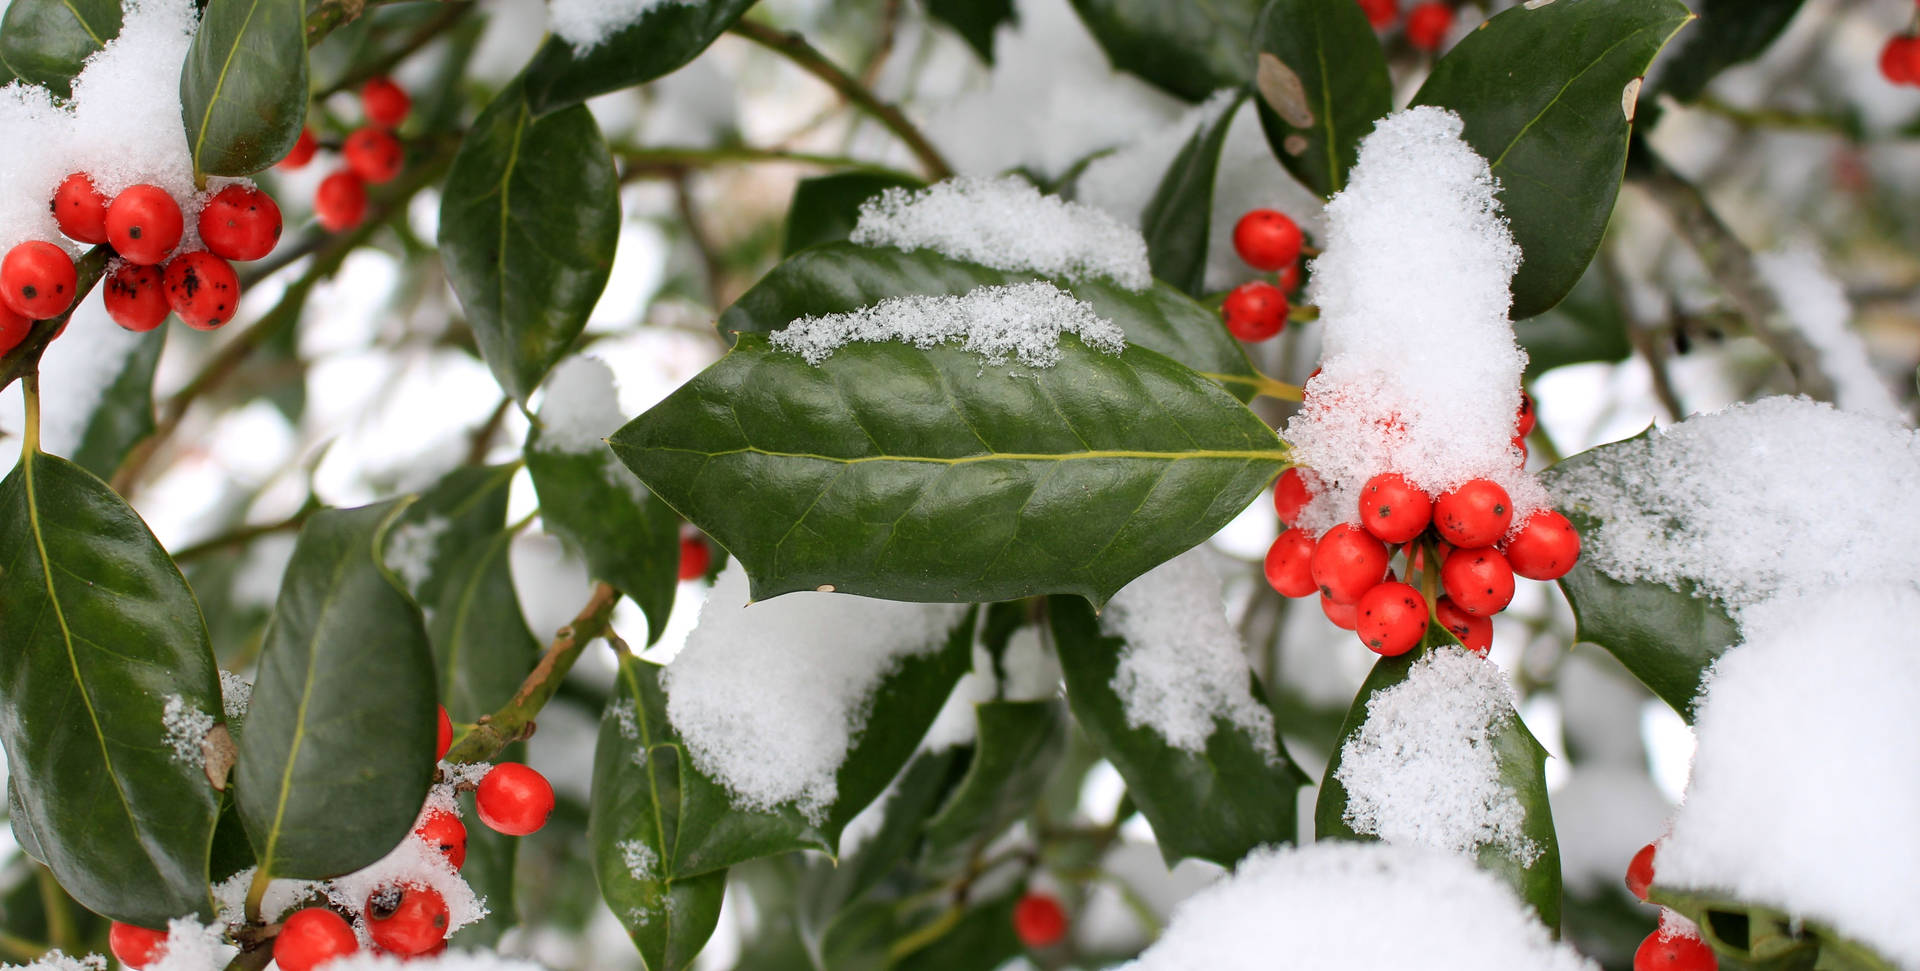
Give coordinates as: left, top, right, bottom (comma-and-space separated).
443, 582, 622, 764
613, 144, 919, 182
171, 503, 319, 564
317, 1, 476, 99
464, 395, 515, 466
672, 171, 728, 311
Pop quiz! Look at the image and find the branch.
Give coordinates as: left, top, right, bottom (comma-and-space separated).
613, 144, 919, 182
171, 502, 318, 564
443, 582, 622, 764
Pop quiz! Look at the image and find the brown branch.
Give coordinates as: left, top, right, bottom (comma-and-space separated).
171, 503, 318, 564
464, 395, 515, 466
443, 582, 621, 764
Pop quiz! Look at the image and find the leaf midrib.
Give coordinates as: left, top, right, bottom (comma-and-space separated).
189, 0, 268, 175
58, 0, 107, 46
641, 444, 1287, 465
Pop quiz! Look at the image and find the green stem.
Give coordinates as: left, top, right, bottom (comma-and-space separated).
443, 582, 622, 763
171, 501, 320, 564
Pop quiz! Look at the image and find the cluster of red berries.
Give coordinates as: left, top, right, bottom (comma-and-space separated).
1222, 209, 1305, 342
1624, 843, 1719, 970
1012, 891, 1068, 950
280, 76, 412, 233
1357, 0, 1454, 51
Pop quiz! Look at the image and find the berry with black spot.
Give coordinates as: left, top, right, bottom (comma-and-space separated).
1433, 478, 1512, 548
415, 809, 468, 871
1434, 595, 1491, 655
1223, 281, 1288, 342
1012, 893, 1068, 949
1, 242, 76, 320
1232, 209, 1303, 272
104, 262, 170, 333
109, 922, 169, 969
366, 884, 449, 957
343, 126, 404, 184
107, 185, 184, 265
1264, 528, 1319, 598
1404, 1, 1452, 51
280, 126, 319, 169
1501, 510, 1581, 581
1309, 523, 1390, 605
51, 172, 109, 244
1515, 389, 1536, 437
1358, 472, 1432, 544
1273, 467, 1315, 527
362, 76, 412, 128
1440, 546, 1515, 616
476, 762, 555, 836
199, 184, 283, 262
1356, 581, 1428, 656
274, 908, 357, 971
164, 252, 240, 331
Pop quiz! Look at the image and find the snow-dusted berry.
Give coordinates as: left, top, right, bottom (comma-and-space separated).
1310, 523, 1390, 605
476, 762, 554, 836
1356, 581, 1427, 656
107, 184, 184, 266
1264, 528, 1319, 598
52, 172, 109, 244
105, 263, 170, 333
1404, 1, 1452, 51
415, 808, 468, 871
109, 922, 168, 969
679, 534, 712, 581
1501, 510, 1580, 581
1012, 892, 1068, 949
344, 126, 404, 184
280, 126, 319, 169
1439, 547, 1515, 617
1, 242, 77, 320
198, 184, 283, 262
316, 171, 368, 232
1358, 472, 1432, 544
1232, 209, 1303, 272
1433, 479, 1512, 549
362, 76, 412, 128
274, 907, 358, 971
163, 252, 240, 331
1222, 281, 1288, 342
1434, 596, 1490, 655
1634, 924, 1717, 971
1515, 390, 1535, 438
366, 884, 449, 956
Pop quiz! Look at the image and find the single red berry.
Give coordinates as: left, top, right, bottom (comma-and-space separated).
436, 704, 453, 760
104, 263, 170, 333
1626, 842, 1657, 902
1502, 510, 1581, 581
1434, 596, 1491, 655
362, 76, 412, 128
1222, 281, 1288, 342
1357, 0, 1398, 29
163, 252, 241, 331
415, 808, 468, 871
1515, 390, 1536, 437
1264, 528, 1319, 598
1358, 472, 1432, 544
1881, 36, 1920, 85
343, 127, 405, 184
1273, 467, 1315, 526
1404, 1, 1452, 51
476, 762, 555, 836
109, 922, 169, 969
1309, 523, 1390, 605
198, 184, 283, 262
1321, 593, 1358, 631
107, 185, 184, 265
1277, 260, 1300, 294
0, 307, 30, 355
315, 171, 368, 232
1634, 926, 1718, 971
679, 534, 712, 581
1232, 209, 1304, 272
1433, 479, 1513, 548
1356, 581, 1428, 656
1440, 547, 1515, 616
1, 242, 77, 320
280, 126, 319, 170
273, 907, 358, 971
51, 172, 109, 244
366, 884, 450, 957
1012, 893, 1068, 949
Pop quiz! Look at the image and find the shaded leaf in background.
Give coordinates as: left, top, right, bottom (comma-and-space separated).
69, 333, 163, 484
1651, 0, 1807, 105
520, 0, 756, 114
804, 750, 964, 930
1648, 886, 1895, 971
1252, 0, 1392, 198
1066, 0, 1264, 102
781, 171, 924, 257
921, 701, 1068, 858
179, 0, 309, 176
0, 0, 120, 96
1515, 260, 1632, 378
892, 890, 1024, 971
1140, 91, 1244, 297
925, 0, 1015, 63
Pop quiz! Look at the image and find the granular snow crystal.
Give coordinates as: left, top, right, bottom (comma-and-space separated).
161, 695, 214, 767
0, 953, 106, 971
547, 0, 685, 55
768, 281, 1125, 368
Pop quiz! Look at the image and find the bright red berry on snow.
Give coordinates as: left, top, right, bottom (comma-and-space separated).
1356, 581, 1428, 656
109, 922, 169, 969
107, 185, 184, 265
1515, 390, 1536, 438
1, 242, 76, 320
198, 184, 283, 262
1433, 478, 1512, 548
1321, 594, 1359, 631
679, 534, 712, 580
51, 172, 109, 244
1502, 510, 1581, 581
1012, 893, 1068, 949
436, 704, 453, 760
415, 809, 468, 871
1881, 36, 1920, 85
104, 263, 170, 333
280, 126, 319, 170
366, 884, 450, 957
273, 907, 358, 971
1358, 472, 1432, 544
1626, 842, 1657, 902
316, 171, 369, 232
0, 307, 30, 355
1273, 467, 1314, 526
1232, 209, 1303, 271
1634, 926, 1718, 971
1434, 596, 1491, 655
1404, 1, 1452, 51
362, 76, 412, 128
476, 762, 555, 836
1222, 281, 1288, 342
1357, 0, 1398, 30
1264, 528, 1319, 598
163, 252, 240, 331
1440, 547, 1515, 616
1310, 523, 1390, 605
343, 126, 405, 184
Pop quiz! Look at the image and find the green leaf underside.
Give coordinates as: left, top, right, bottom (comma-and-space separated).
920, 701, 1068, 858
1411, 0, 1694, 319
233, 501, 439, 881
1514, 261, 1632, 378
1050, 595, 1307, 867
0, 0, 121, 96
1253, 0, 1392, 198
519, 0, 757, 114
179, 0, 309, 176
781, 172, 925, 257
1141, 90, 1243, 297
526, 427, 679, 646
0, 450, 221, 925
718, 241, 1261, 402
1651, 0, 1806, 105
1649, 886, 1901, 971
1066, 0, 1265, 102
805, 750, 963, 927
926, 0, 1015, 63
439, 80, 620, 404
1315, 626, 1563, 929
611, 333, 1285, 606
70, 332, 164, 481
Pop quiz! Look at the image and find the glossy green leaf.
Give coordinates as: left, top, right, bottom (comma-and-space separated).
1050, 595, 1306, 867
70, 332, 163, 482
719, 242, 1261, 401
1411, 0, 1693, 318
179, 0, 309, 177
927, 0, 1014, 63
440, 80, 620, 404
1141, 91, 1244, 297
1066, 0, 1264, 102
520, 0, 756, 114
233, 501, 439, 880
1314, 627, 1562, 928
612, 333, 1284, 606
0, 0, 120, 96
1252, 0, 1391, 198
921, 701, 1068, 857
1651, 0, 1806, 105
782, 172, 923, 257
0, 450, 221, 925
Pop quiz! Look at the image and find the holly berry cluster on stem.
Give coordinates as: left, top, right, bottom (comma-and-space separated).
1356, 0, 1455, 52
1222, 208, 1306, 343
282, 76, 413, 232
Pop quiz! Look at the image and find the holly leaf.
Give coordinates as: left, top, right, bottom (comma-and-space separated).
1651, 0, 1807, 105
180, 0, 309, 176
1514, 262, 1632, 378
1141, 91, 1244, 297
1252, 0, 1391, 198
520, 0, 756, 114
921, 701, 1068, 858
807, 750, 964, 924
1066, 0, 1265, 102
0, 0, 120, 96
926, 0, 1015, 63
0, 450, 223, 925
1411, 0, 1694, 318
782, 172, 924, 257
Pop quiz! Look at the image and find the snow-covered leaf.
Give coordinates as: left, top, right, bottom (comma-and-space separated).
1252, 0, 1391, 198
180, 0, 309, 176
520, 0, 756, 114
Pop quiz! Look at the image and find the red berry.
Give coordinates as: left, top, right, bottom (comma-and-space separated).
1309, 523, 1390, 605
51, 173, 109, 244
274, 908, 358, 971
106, 185, 184, 265
1278, 260, 1300, 294
362, 76, 412, 128
1358, 472, 1432, 544
1012, 893, 1068, 949
109, 922, 169, 969
1356, 581, 1428, 656
366, 884, 449, 957
0, 306, 30, 355
1434, 596, 1491, 655
1, 242, 76, 320
280, 126, 319, 170
343, 127, 404, 184
1635, 926, 1718, 971
104, 263, 170, 333
415, 809, 468, 871
1232, 209, 1303, 272
198, 184, 283, 262
1321, 593, 1358, 631
1440, 547, 1515, 616
1515, 390, 1536, 438
1404, 1, 1452, 51
436, 704, 453, 760
476, 762, 554, 836
1626, 842, 1657, 902
315, 171, 368, 232
1273, 467, 1315, 526
1881, 36, 1920, 85
679, 534, 711, 581
1222, 281, 1288, 342
1502, 510, 1581, 581
1264, 528, 1319, 598
163, 252, 241, 331
1433, 479, 1512, 548
1357, 0, 1398, 29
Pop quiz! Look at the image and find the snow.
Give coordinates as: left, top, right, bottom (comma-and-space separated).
0, 954, 104, 971
1123, 842, 1594, 970
218, 670, 251, 721
161, 694, 214, 766
383, 516, 449, 593
211, 868, 323, 925
1333, 647, 1539, 864
534, 356, 624, 454
1099, 549, 1277, 759
662, 562, 968, 822
306, 952, 550, 971
922, 643, 999, 754
145, 918, 234, 971
768, 281, 1125, 369
1752, 241, 1905, 420
1655, 582, 1920, 967
1282, 108, 1547, 535
618, 839, 659, 882
547, 0, 686, 55
849, 176, 1153, 290
327, 834, 488, 944
35, 296, 146, 458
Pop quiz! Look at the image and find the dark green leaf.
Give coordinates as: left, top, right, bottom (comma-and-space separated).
7, 783, 45, 867
1050, 595, 1306, 867
233, 501, 439, 880
1252, 0, 1391, 198
807, 750, 963, 924
1515, 261, 1632, 378
209, 794, 254, 884
179, 0, 309, 176
520, 0, 756, 114
0, 450, 221, 924
1067, 0, 1264, 102
782, 172, 924, 257
70, 332, 163, 482
612, 333, 1283, 606
1649, 887, 1892, 971
1651, 0, 1806, 105
440, 80, 620, 404
1411, 0, 1694, 318
1141, 91, 1244, 296
719, 242, 1261, 401
891, 890, 1024, 971
921, 701, 1067, 857
925, 0, 1014, 63
0, 0, 121, 96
